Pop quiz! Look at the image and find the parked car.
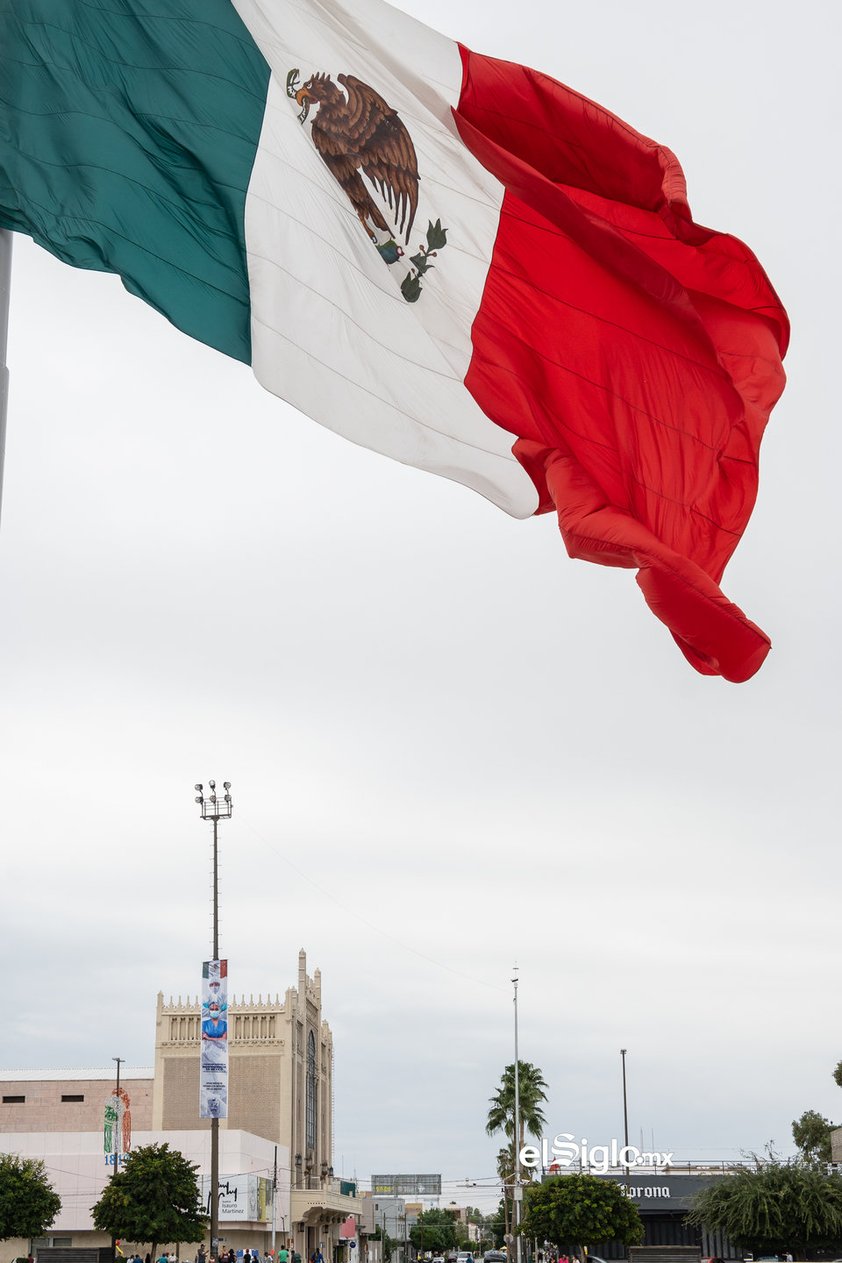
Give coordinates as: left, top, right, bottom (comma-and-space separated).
483, 1253, 507, 1263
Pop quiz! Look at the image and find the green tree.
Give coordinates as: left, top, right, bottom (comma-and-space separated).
519, 1174, 642, 1257
688, 1161, 842, 1256
0, 1153, 61, 1241
91, 1143, 206, 1259
410, 1209, 457, 1254
833, 1061, 842, 1090
792, 1110, 834, 1164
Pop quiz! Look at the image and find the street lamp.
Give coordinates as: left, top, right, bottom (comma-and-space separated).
195, 780, 233, 1260
620, 1049, 630, 1189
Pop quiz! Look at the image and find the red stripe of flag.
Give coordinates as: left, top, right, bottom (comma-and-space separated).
454, 45, 788, 682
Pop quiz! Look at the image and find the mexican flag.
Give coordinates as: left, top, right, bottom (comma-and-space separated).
0, 0, 788, 680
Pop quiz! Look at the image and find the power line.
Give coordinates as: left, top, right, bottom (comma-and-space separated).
239, 814, 507, 994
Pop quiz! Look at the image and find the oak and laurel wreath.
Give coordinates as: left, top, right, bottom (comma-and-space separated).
399, 219, 448, 303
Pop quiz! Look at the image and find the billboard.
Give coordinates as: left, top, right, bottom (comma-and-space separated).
200, 958, 228, 1119
201, 1174, 273, 1222
371, 1175, 441, 1196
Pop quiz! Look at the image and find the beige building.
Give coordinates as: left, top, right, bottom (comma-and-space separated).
0, 1068, 153, 1133
0, 951, 357, 1263
155, 950, 333, 1181
155, 949, 355, 1255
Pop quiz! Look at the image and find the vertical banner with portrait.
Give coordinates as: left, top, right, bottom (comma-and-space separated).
200, 958, 228, 1119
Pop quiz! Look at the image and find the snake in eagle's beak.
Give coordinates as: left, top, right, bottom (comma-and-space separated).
285, 69, 311, 123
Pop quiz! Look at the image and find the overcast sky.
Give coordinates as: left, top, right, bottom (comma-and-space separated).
1, 0, 840, 1214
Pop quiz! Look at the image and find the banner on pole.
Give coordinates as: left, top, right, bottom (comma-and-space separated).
103, 1087, 132, 1165
200, 958, 228, 1119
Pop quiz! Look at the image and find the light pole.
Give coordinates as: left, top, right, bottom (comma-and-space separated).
512, 966, 522, 1263
620, 1049, 630, 1189
195, 779, 233, 1260
112, 1057, 124, 1175
110, 1058, 124, 1262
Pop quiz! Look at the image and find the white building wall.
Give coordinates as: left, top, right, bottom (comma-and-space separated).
0, 1129, 290, 1233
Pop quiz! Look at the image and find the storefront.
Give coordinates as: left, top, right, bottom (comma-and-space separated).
591, 1171, 736, 1260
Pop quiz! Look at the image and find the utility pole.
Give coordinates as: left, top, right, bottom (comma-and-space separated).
110, 1058, 124, 1263
112, 1056, 124, 1175
272, 1145, 278, 1257
195, 780, 233, 1261
512, 966, 522, 1263
620, 1049, 630, 1191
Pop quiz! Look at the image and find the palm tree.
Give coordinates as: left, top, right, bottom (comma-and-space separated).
486, 1060, 549, 1152
487, 1061, 549, 1239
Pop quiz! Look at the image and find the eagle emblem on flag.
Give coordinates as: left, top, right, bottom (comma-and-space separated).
286, 68, 447, 301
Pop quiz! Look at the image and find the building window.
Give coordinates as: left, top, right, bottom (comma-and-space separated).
306, 1029, 317, 1153
2, 1095, 24, 1103
61, 1094, 84, 1102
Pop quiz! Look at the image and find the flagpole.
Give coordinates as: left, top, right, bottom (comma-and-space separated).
0, 229, 11, 524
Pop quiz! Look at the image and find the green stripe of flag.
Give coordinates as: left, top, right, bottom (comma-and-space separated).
0, 0, 270, 361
